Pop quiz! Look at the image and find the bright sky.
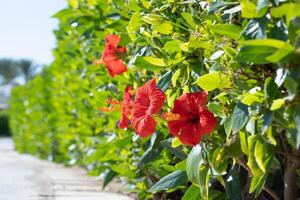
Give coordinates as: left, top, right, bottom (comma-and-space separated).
0, 0, 67, 65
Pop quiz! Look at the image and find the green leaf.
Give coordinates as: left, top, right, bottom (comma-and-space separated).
241, 92, 264, 106
261, 112, 273, 134
143, 56, 166, 66
242, 18, 267, 39
196, 72, 231, 91
153, 22, 173, 35
266, 43, 294, 62
157, 71, 172, 92
186, 145, 203, 186
264, 77, 279, 102
181, 12, 196, 29
254, 138, 272, 173
225, 166, 241, 200
270, 3, 300, 25
142, 14, 163, 25
238, 39, 294, 64
208, 102, 223, 116
247, 135, 263, 176
240, 0, 257, 18
270, 99, 285, 111
238, 46, 277, 64
133, 56, 166, 71
175, 159, 186, 171
240, 39, 293, 49
127, 12, 141, 41
231, 103, 249, 134
163, 40, 181, 54
68, 0, 79, 8
171, 137, 182, 148
239, 131, 249, 155
139, 132, 164, 167
198, 166, 210, 199
246, 117, 256, 134
209, 24, 242, 40
161, 139, 187, 160
212, 147, 228, 174
250, 174, 267, 194
149, 170, 188, 192
182, 184, 201, 200
171, 68, 181, 87
256, 0, 269, 17
103, 169, 117, 189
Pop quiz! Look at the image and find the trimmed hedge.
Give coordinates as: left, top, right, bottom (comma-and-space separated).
0, 111, 10, 136
9, 0, 300, 199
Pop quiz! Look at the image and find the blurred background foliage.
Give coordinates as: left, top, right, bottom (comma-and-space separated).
8, 0, 300, 199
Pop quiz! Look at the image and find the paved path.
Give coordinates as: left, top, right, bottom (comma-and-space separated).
0, 138, 133, 200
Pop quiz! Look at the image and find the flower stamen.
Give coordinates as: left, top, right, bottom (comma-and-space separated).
161, 112, 181, 121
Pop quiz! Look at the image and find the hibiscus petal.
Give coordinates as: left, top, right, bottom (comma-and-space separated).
198, 108, 216, 134
105, 35, 121, 49
177, 125, 203, 146
105, 59, 127, 77
173, 92, 208, 114
168, 118, 190, 137
132, 114, 156, 138
118, 114, 130, 129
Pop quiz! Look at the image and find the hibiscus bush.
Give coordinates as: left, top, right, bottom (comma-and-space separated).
9, 0, 300, 199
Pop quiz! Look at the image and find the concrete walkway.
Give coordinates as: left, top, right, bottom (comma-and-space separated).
0, 138, 133, 200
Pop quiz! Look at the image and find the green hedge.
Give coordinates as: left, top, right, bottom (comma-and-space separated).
0, 111, 10, 136
9, 0, 300, 199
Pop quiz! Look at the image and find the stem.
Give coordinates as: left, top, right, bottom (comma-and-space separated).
237, 159, 280, 200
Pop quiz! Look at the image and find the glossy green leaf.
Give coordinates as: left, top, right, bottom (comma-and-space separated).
186, 145, 203, 186
240, 0, 257, 18
225, 166, 241, 200
181, 12, 196, 29
182, 184, 201, 200
149, 170, 188, 192
247, 135, 263, 176
270, 99, 285, 111
196, 72, 231, 91
210, 24, 242, 40
157, 71, 172, 92
153, 22, 173, 35
231, 103, 249, 134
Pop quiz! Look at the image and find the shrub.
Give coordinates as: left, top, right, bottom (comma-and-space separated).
0, 111, 10, 136
9, 0, 300, 199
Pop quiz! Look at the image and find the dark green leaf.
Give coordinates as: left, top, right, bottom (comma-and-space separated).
103, 169, 117, 189
237, 46, 277, 64
149, 170, 188, 192
264, 77, 279, 102
261, 112, 273, 134
157, 71, 173, 92
225, 165, 241, 200
161, 139, 187, 160
231, 103, 249, 134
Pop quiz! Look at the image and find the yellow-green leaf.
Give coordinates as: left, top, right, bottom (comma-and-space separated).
196, 72, 231, 91
270, 99, 285, 111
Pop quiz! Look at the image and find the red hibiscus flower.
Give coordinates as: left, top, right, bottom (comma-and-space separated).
132, 79, 166, 137
118, 86, 133, 129
95, 35, 127, 77
168, 92, 216, 146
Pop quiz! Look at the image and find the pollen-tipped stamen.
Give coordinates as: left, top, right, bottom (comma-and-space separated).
161, 112, 181, 121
